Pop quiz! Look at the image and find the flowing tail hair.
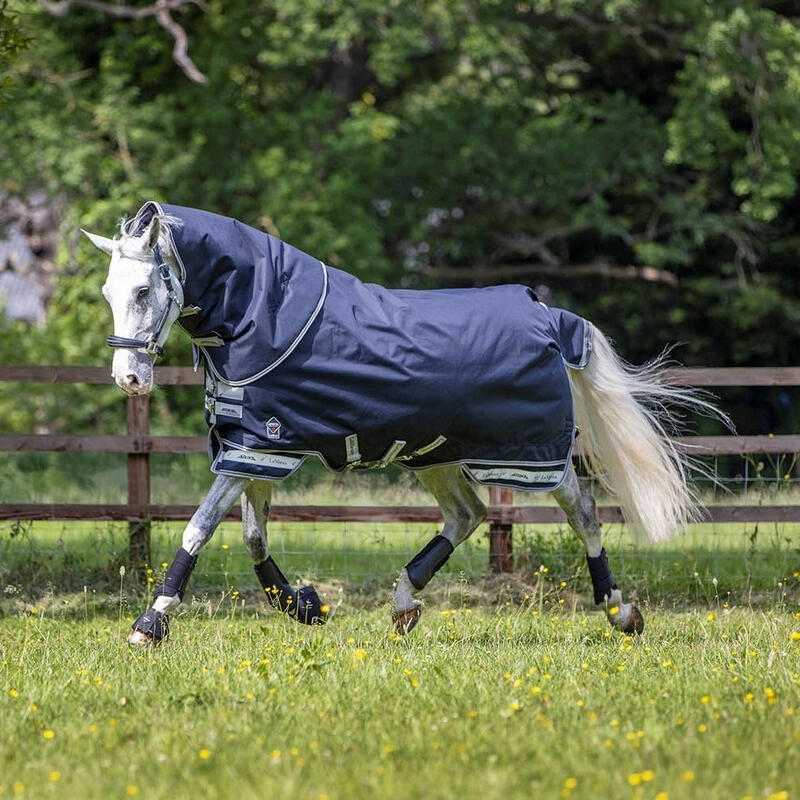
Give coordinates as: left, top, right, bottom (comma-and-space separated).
567, 325, 729, 544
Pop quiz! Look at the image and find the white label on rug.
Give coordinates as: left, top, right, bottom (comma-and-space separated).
222, 450, 301, 469
468, 467, 563, 484
215, 401, 243, 418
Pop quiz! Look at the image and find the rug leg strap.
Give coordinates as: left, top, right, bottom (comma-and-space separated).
586, 548, 618, 605
406, 535, 454, 591
254, 557, 326, 626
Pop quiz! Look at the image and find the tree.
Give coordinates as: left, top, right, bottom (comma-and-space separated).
1, 0, 798, 441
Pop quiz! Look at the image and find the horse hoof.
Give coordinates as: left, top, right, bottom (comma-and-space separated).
128, 629, 158, 647
607, 603, 644, 636
624, 605, 645, 635
392, 605, 421, 635
292, 585, 327, 626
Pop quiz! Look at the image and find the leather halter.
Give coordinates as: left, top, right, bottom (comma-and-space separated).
106, 243, 182, 360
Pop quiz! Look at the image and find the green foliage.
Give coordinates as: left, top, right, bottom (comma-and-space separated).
1, 0, 799, 442
0, 0, 29, 97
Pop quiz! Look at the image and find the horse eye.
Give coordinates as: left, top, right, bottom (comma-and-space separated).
136, 286, 150, 300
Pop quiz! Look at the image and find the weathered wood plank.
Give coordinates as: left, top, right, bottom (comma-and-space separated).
1, 433, 797, 456
663, 366, 800, 387
1, 504, 798, 524
0, 435, 207, 453
674, 435, 800, 455
3, 365, 800, 387
0, 365, 113, 383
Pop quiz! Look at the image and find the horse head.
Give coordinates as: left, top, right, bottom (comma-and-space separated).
83, 211, 183, 395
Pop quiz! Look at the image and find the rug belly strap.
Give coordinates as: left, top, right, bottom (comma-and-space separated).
406, 535, 454, 590
586, 548, 618, 605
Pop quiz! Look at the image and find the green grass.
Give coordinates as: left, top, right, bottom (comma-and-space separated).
1, 512, 799, 798
1, 604, 799, 800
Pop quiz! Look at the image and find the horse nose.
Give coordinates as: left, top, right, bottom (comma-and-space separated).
117, 372, 142, 394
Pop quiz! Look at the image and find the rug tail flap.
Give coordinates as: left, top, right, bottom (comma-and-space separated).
550, 307, 593, 370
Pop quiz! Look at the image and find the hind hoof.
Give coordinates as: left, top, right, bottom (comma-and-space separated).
392, 605, 421, 635
290, 585, 327, 625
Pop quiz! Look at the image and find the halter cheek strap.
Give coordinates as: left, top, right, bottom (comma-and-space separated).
107, 243, 184, 360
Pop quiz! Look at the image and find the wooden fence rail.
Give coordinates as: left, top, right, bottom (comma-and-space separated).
1, 365, 798, 573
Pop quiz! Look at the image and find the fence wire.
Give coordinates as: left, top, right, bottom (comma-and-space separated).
1, 454, 799, 604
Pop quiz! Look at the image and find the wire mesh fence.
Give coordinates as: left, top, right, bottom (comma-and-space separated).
1, 454, 799, 607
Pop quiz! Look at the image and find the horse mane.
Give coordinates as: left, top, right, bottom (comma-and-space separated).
117, 207, 183, 258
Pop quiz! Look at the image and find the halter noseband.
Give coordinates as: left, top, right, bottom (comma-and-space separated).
106, 243, 182, 360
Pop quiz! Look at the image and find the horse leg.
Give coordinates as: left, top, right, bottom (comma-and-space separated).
242, 481, 325, 625
128, 474, 250, 646
393, 465, 486, 634
552, 464, 644, 634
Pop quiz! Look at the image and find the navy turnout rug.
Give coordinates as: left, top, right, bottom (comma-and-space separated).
135, 202, 592, 491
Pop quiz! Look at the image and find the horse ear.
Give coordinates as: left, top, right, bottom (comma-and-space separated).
142, 215, 160, 250
81, 229, 115, 255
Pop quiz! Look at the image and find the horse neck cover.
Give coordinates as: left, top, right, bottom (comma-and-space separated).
136, 202, 592, 491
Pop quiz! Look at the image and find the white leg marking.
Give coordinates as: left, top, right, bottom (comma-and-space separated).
152, 594, 181, 613
394, 569, 420, 613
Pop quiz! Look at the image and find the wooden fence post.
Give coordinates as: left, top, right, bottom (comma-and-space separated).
488, 486, 514, 573
127, 395, 151, 572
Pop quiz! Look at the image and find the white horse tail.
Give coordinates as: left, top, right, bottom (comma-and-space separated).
567, 325, 723, 544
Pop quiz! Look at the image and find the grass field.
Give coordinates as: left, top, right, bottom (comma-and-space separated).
1, 603, 799, 800
1, 504, 799, 799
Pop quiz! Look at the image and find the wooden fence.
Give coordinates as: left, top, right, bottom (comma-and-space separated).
1, 365, 799, 573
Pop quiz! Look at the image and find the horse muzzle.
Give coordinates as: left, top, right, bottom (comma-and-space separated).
112, 350, 154, 395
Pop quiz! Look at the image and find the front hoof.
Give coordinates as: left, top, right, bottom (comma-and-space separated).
392, 605, 421, 636
623, 605, 645, 635
129, 609, 169, 645
128, 629, 157, 647
607, 603, 644, 636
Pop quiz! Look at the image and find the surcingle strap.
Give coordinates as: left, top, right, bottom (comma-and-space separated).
152, 547, 197, 601
586, 548, 618, 605
405, 535, 454, 590
254, 557, 325, 625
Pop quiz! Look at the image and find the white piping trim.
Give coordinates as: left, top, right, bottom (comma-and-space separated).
564, 320, 593, 371
202, 260, 329, 387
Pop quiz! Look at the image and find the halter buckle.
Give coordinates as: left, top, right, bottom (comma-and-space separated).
144, 340, 164, 358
